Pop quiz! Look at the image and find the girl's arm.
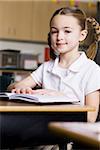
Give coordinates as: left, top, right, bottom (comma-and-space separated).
7, 75, 37, 94
85, 90, 100, 122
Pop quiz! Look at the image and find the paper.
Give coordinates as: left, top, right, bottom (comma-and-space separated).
0, 92, 79, 103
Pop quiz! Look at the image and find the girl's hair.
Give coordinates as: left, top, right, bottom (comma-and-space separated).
85, 17, 100, 59
48, 7, 100, 60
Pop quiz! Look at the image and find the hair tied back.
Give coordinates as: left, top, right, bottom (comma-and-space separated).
86, 17, 100, 41
85, 17, 100, 60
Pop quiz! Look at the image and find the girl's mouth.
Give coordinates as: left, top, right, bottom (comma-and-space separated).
57, 43, 65, 45
56, 43, 66, 47
56, 42, 67, 45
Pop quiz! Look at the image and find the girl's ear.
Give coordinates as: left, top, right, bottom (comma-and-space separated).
79, 30, 88, 42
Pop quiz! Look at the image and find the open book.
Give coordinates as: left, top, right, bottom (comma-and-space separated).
0, 92, 79, 104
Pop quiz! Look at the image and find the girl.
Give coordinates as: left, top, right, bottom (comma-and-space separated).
8, 7, 100, 123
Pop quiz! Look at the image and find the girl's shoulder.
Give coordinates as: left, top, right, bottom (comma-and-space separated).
42, 59, 55, 67
87, 59, 100, 70
84, 59, 100, 77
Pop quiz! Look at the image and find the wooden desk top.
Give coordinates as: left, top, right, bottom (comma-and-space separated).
0, 99, 95, 112
48, 122, 100, 147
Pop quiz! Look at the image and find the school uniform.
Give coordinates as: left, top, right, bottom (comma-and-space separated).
31, 51, 100, 105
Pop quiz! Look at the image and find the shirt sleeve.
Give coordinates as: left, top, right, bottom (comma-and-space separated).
85, 66, 100, 95
31, 64, 44, 86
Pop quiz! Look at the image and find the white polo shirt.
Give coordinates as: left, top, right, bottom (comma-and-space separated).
31, 52, 100, 105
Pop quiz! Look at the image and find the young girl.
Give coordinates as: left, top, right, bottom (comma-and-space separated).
8, 7, 100, 123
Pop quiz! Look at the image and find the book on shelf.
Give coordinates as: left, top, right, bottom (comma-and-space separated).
0, 92, 79, 104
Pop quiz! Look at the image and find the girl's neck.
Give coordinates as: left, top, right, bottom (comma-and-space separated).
59, 51, 80, 68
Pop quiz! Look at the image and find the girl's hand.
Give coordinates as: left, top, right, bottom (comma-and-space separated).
12, 88, 65, 96
11, 87, 33, 94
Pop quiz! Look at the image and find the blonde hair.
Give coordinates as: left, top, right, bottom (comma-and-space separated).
86, 17, 100, 60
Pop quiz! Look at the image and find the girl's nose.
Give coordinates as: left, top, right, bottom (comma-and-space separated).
57, 31, 63, 40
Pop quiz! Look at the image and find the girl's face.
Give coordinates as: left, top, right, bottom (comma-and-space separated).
50, 15, 87, 54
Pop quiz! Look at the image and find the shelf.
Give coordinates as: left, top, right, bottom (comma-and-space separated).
0, 67, 35, 73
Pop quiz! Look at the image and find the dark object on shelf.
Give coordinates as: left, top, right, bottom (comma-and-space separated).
0, 74, 13, 92
0, 49, 20, 68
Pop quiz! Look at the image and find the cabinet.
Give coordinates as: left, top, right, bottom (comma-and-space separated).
0, 1, 96, 42
32, 1, 51, 42
31, 1, 67, 42
0, 1, 32, 40
0, 1, 67, 42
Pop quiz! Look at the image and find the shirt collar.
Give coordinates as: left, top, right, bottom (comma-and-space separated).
47, 52, 88, 74
47, 57, 59, 74
69, 52, 88, 72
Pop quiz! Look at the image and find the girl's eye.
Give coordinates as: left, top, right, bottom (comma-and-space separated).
51, 30, 58, 34
65, 30, 71, 33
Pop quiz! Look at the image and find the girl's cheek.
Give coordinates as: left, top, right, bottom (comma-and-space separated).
51, 35, 57, 47
51, 37, 55, 45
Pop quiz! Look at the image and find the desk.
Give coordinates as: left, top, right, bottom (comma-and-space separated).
48, 122, 100, 149
0, 100, 95, 112
0, 99, 95, 149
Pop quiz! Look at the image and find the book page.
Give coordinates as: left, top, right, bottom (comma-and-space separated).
0, 92, 14, 98
0, 92, 80, 103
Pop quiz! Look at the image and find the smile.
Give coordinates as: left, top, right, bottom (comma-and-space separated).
56, 43, 66, 46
